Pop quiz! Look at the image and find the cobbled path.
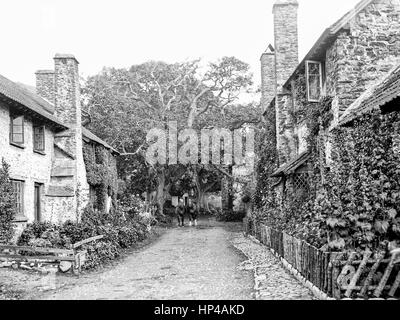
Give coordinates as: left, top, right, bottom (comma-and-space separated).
231, 234, 315, 300
33, 218, 314, 300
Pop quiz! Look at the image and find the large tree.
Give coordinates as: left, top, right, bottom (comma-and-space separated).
82, 57, 259, 214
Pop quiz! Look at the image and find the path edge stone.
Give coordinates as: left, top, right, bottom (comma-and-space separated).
246, 234, 336, 301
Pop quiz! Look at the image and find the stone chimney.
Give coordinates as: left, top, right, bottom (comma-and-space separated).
54, 54, 82, 125
35, 70, 55, 105
260, 44, 276, 113
273, 0, 299, 165
273, 0, 299, 92
48, 54, 89, 223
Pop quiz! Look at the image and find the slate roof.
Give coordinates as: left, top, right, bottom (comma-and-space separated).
0, 74, 66, 130
283, 0, 374, 89
271, 151, 311, 177
337, 63, 400, 126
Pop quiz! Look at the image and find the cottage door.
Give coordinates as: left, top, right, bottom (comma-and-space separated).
34, 183, 42, 222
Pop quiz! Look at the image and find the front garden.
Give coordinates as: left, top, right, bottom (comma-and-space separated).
0, 158, 156, 273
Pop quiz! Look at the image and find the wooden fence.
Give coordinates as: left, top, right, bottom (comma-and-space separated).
244, 217, 400, 300
0, 235, 104, 274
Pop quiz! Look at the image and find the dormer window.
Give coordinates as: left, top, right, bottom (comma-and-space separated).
306, 60, 323, 102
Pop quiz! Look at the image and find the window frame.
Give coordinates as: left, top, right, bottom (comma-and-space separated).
33, 124, 46, 154
305, 60, 323, 103
9, 114, 25, 147
11, 179, 25, 217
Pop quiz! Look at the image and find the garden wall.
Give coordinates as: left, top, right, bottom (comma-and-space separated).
244, 217, 400, 300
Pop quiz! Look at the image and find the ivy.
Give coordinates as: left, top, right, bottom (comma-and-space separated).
253, 102, 279, 210
83, 144, 118, 211
316, 110, 400, 251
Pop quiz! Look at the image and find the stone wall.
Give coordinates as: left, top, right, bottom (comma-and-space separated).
273, 0, 299, 92
281, 0, 400, 165
273, 0, 299, 166
0, 101, 54, 224
275, 93, 296, 165
327, 0, 400, 120
41, 54, 90, 223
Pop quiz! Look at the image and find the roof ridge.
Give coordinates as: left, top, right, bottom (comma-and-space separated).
282, 0, 375, 89
329, 0, 374, 34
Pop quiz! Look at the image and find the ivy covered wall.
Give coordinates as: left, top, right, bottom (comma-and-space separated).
254, 0, 400, 253
83, 143, 118, 212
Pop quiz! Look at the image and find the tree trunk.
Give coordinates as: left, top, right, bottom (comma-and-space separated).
221, 165, 234, 214
193, 167, 212, 214
156, 167, 166, 216
227, 165, 234, 212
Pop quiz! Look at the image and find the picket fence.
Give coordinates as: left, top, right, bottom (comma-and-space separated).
243, 217, 400, 300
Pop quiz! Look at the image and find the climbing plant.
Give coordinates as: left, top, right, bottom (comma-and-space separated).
83, 144, 118, 211
253, 102, 279, 211
313, 110, 400, 251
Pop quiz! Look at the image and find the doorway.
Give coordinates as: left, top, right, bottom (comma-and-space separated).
34, 183, 42, 222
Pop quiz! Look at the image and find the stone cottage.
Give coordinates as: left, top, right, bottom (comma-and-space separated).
0, 54, 119, 236
338, 63, 400, 126
261, 0, 400, 201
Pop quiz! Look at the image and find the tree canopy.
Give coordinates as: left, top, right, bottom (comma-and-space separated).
82, 57, 260, 213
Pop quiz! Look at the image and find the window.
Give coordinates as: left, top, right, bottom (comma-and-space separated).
10, 115, 24, 146
293, 173, 310, 199
33, 125, 45, 152
11, 180, 24, 216
306, 60, 323, 102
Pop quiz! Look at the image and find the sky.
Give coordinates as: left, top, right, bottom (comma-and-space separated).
0, 0, 361, 87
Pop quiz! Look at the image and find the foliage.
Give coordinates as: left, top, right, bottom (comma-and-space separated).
0, 159, 16, 244
215, 208, 246, 222
83, 144, 118, 211
312, 110, 400, 251
253, 102, 279, 209
17, 197, 151, 270
254, 90, 400, 252
82, 58, 257, 213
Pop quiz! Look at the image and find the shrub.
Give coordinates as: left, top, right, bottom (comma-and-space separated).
215, 209, 246, 222
17, 198, 151, 270
84, 241, 120, 270
0, 159, 16, 244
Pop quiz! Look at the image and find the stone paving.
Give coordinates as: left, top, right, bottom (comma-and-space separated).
39, 218, 255, 300
1, 218, 315, 300
231, 233, 316, 300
